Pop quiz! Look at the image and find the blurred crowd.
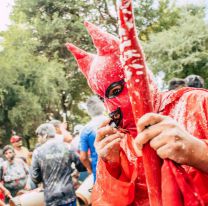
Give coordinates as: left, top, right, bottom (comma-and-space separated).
0, 96, 105, 206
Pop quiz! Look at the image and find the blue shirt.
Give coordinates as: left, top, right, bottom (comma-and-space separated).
80, 127, 97, 162
79, 115, 107, 181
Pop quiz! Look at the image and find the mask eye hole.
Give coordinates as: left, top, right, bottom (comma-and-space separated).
105, 79, 125, 99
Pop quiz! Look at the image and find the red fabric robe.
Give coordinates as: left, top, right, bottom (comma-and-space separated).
92, 88, 208, 206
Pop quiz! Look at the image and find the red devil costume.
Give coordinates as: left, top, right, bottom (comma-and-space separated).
66, 0, 208, 205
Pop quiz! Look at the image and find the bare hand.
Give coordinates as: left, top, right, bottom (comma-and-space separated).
134, 113, 208, 171
4, 189, 12, 199
94, 119, 125, 163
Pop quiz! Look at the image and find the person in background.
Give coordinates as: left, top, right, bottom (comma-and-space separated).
185, 74, 205, 88
79, 96, 107, 183
49, 120, 73, 143
10, 135, 30, 165
31, 123, 86, 206
168, 78, 187, 90
70, 124, 84, 153
0, 145, 29, 202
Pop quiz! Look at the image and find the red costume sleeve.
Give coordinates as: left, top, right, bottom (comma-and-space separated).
161, 88, 208, 205
184, 90, 208, 203
92, 134, 148, 206
92, 158, 136, 206
92, 89, 208, 206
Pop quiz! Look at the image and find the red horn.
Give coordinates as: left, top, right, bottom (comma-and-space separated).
65, 43, 95, 78
84, 21, 119, 56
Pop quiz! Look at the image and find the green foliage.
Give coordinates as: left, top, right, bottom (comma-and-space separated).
0, 24, 68, 144
144, 8, 208, 87
12, 0, 98, 116
134, 0, 180, 41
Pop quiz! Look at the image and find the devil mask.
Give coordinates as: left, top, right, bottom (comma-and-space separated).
66, 22, 159, 136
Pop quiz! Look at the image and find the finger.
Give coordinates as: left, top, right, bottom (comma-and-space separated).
135, 123, 163, 148
100, 132, 124, 148
102, 137, 121, 153
132, 139, 142, 156
156, 144, 172, 160
98, 118, 112, 128
149, 131, 171, 150
137, 113, 165, 133
96, 125, 117, 142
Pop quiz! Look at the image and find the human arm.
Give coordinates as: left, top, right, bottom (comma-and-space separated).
92, 121, 141, 205
91, 119, 141, 206
94, 119, 125, 177
79, 128, 93, 174
30, 150, 42, 184
134, 113, 208, 173
19, 159, 31, 190
79, 151, 92, 174
0, 184, 12, 199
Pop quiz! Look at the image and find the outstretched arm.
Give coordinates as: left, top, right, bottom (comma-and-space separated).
79, 151, 92, 174
92, 119, 139, 206
31, 150, 42, 184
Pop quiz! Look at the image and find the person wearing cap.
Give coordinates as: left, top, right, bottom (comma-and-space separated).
31, 123, 86, 206
0, 145, 29, 202
10, 135, 30, 165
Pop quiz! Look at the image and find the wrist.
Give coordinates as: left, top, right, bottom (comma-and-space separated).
190, 138, 208, 173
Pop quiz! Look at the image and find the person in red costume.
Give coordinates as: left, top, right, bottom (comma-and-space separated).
66, 1, 208, 205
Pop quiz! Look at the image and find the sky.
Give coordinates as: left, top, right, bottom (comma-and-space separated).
0, 0, 14, 31
0, 0, 206, 31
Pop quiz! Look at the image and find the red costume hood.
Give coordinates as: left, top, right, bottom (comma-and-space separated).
66, 22, 161, 136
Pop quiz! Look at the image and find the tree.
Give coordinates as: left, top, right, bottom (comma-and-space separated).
134, 0, 180, 41
144, 7, 208, 87
0, 24, 68, 146
11, 0, 98, 123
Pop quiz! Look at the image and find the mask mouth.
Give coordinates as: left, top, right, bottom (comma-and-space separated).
109, 107, 122, 127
